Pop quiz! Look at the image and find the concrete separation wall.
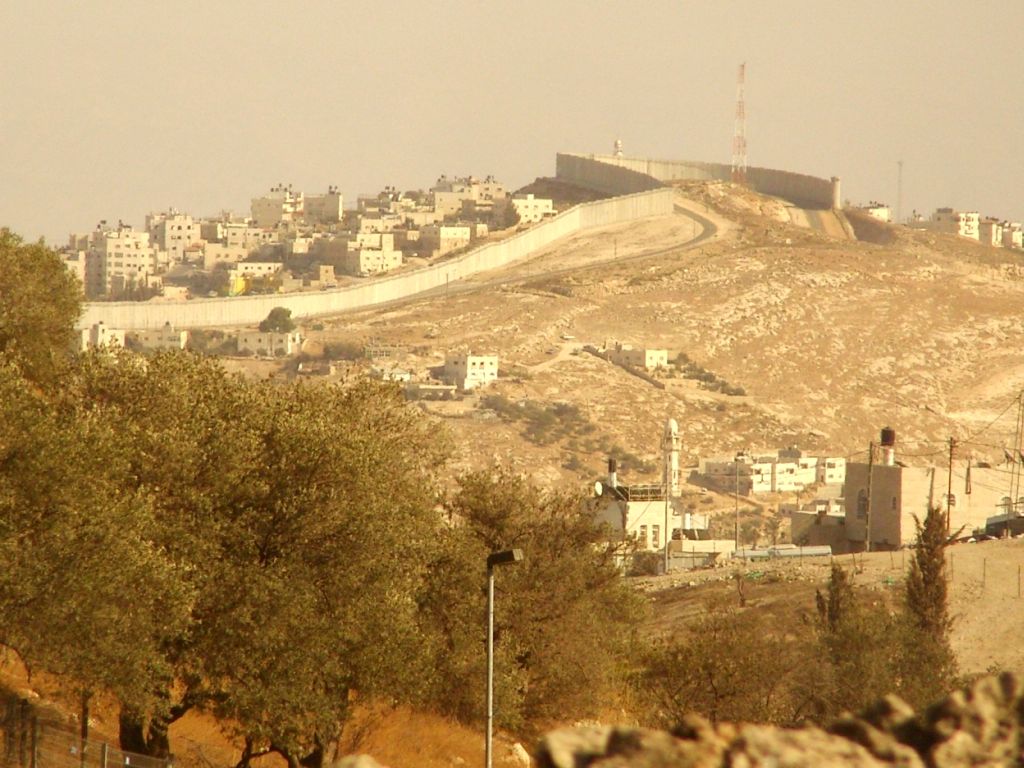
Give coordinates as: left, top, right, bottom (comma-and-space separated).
557, 153, 839, 210
79, 187, 675, 330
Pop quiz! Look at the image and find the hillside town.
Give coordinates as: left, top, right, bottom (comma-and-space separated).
60, 175, 554, 301
857, 201, 1024, 249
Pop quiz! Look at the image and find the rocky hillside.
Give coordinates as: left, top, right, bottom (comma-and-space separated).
305, 180, 1024, 494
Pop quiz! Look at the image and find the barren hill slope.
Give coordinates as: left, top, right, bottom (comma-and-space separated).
311, 182, 1024, 488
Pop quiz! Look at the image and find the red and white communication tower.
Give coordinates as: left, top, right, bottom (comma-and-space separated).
731, 63, 747, 184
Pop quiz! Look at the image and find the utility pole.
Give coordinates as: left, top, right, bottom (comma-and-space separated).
865, 442, 875, 553
946, 436, 956, 534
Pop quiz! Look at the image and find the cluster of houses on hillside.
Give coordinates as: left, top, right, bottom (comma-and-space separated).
858, 203, 1023, 249
61, 176, 555, 300
591, 424, 1024, 570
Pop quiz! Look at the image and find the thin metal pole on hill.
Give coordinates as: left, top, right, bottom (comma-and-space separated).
865, 442, 875, 552
946, 437, 956, 535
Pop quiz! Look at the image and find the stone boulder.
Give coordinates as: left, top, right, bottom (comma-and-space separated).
537, 673, 1024, 767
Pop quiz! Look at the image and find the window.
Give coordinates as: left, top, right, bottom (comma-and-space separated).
638, 525, 647, 547
652, 525, 660, 549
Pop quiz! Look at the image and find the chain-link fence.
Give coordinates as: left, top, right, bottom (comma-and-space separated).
1, 695, 171, 768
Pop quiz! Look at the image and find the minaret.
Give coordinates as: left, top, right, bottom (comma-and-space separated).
664, 418, 681, 497
614, 137, 623, 158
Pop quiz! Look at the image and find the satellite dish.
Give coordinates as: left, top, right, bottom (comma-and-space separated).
594, 481, 604, 497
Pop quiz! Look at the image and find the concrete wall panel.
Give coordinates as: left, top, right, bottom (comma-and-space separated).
557, 153, 836, 210
79, 188, 673, 330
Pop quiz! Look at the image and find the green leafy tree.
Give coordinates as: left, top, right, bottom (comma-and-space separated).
0, 229, 82, 386
66, 352, 447, 766
639, 601, 813, 728
811, 563, 902, 719
259, 306, 296, 333
420, 469, 644, 734
0, 359, 191, 739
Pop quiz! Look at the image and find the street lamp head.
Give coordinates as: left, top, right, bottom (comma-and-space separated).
487, 549, 524, 569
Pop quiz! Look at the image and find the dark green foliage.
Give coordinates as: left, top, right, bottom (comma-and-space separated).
639, 602, 813, 727
480, 395, 595, 446
420, 469, 645, 734
811, 564, 904, 718
259, 306, 296, 333
0, 228, 82, 387
322, 340, 365, 361
900, 507, 958, 707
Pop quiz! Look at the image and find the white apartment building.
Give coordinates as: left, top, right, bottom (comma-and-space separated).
229, 261, 283, 280
860, 202, 892, 223
419, 224, 471, 257
237, 330, 302, 356
931, 208, 980, 240
511, 194, 554, 224
700, 450, 846, 495
131, 322, 189, 351
430, 175, 508, 218
444, 352, 498, 390
79, 322, 125, 351
95, 226, 161, 295
606, 341, 668, 371
341, 233, 402, 277
251, 185, 303, 228
147, 211, 201, 263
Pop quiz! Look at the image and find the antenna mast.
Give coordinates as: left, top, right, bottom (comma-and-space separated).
731, 63, 747, 184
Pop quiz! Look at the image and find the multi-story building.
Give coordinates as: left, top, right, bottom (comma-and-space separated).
700, 450, 846, 495
511, 193, 555, 224
444, 351, 498, 390
859, 202, 892, 223
237, 330, 302, 356
93, 225, 161, 295
304, 187, 344, 225
78, 322, 125, 351
251, 185, 304, 228
419, 224, 471, 257
1002, 222, 1023, 249
147, 210, 202, 263
131, 322, 189, 351
842, 428, 1006, 551
340, 233, 402, 277
430, 175, 507, 219
929, 208, 980, 240
978, 219, 1003, 247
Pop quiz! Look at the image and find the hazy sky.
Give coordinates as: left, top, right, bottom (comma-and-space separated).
2, 1, 1021, 244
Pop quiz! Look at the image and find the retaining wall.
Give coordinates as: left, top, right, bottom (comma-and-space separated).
79, 187, 675, 330
557, 153, 838, 210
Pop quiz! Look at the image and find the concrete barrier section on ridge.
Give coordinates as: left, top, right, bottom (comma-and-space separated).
557, 152, 838, 210
78, 186, 675, 331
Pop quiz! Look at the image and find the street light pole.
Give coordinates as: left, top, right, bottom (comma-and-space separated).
486, 549, 523, 768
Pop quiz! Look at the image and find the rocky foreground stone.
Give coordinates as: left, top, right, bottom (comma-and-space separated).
536, 673, 1024, 767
